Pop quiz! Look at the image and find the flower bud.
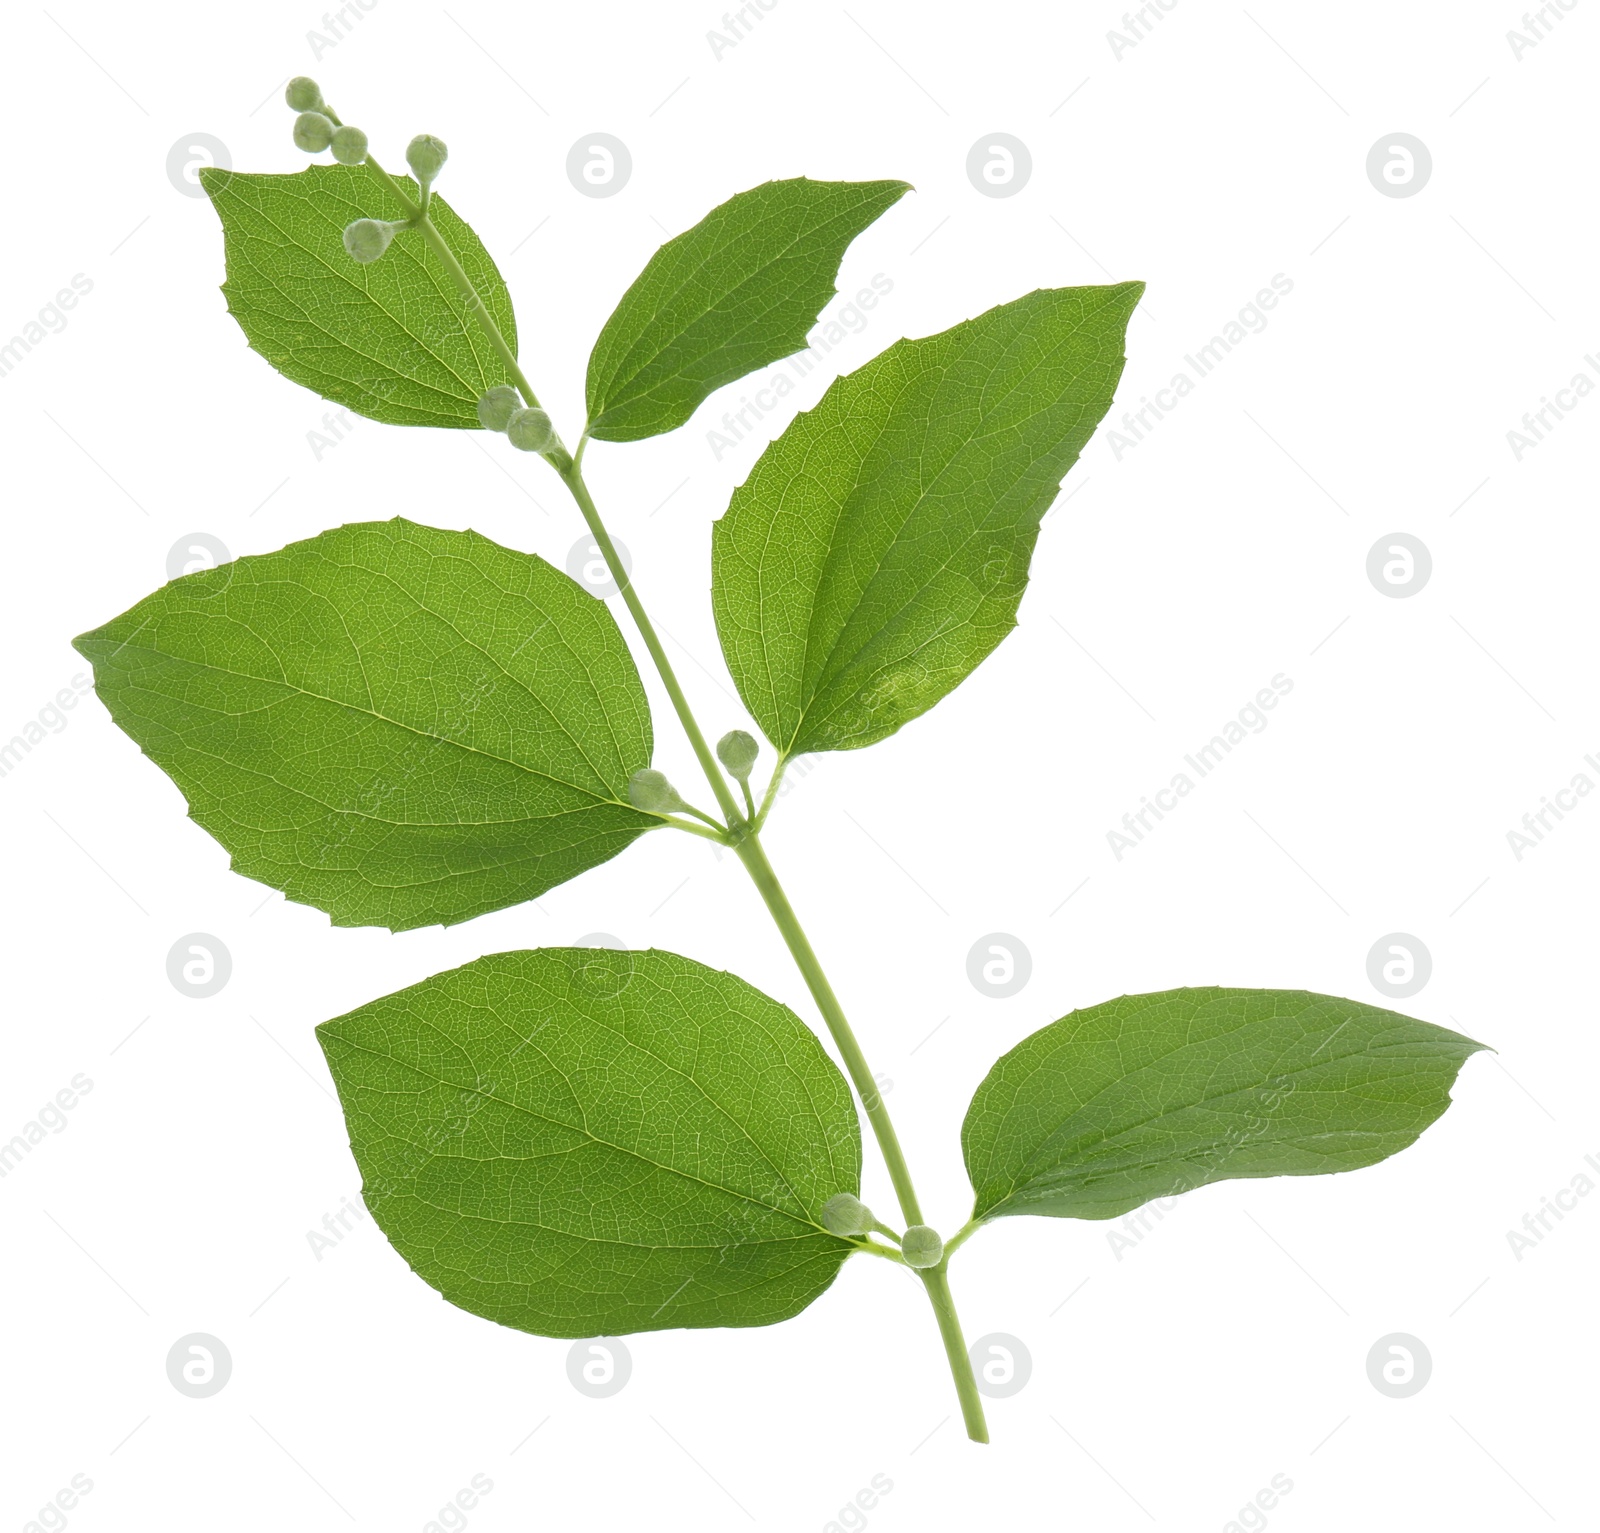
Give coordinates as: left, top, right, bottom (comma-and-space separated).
716, 729, 760, 782
507, 406, 555, 453
292, 111, 336, 153
343, 218, 397, 264
330, 126, 369, 166
900, 1225, 944, 1269
820, 1193, 873, 1238
628, 768, 684, 815
284, 77, 324, 113
406, 133, 448, 184
476, 386, 521, 433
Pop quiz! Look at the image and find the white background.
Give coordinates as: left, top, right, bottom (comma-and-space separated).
2, 3, 1595, 1529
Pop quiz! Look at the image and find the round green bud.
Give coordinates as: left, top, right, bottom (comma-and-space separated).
343, 218, 396, 264
900, 1225, 944, 1269
476, 386, 521, 433
406, 133, 448, 184
284, 77, 324, 113
293, 111, 336, 153
330, 126, 369, 166
716, 729, 760, 782
628, 768, 684, 815
507, 407, 555, 453
820, 1193, 874, 1238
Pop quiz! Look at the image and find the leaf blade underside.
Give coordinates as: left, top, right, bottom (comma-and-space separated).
73, 518, 654, 930
318, 947, 864, 1336
962, 987, 1485, 1223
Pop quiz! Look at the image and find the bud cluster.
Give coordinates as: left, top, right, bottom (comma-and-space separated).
284, 81, 450, 270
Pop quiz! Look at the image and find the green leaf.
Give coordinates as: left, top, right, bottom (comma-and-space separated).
712, 282, 1142, 755
963, 988, 1485, 1222
72, 518, 653, 931
584, 177, 911, 442
318, 947, 862, 1336
200, 163, 516, 428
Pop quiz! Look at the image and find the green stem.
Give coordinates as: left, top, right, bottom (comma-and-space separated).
920, 1263, 989, 1444
733, 832, 922, 1221
559, 461, 742, 827
397, 185, 987, 1440
362, 152, 554, 431
370, 153, 739, 827
733, 831, 989, 1444
376, 160, 737, 823
415, 216, 546, 420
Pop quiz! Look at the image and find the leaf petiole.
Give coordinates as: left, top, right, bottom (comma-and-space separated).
753, 752, 790, 830
655, 814, 728, 844
942, 1218, 983, 1259
673, 802, 728, 834
853, 1237, 907, 1264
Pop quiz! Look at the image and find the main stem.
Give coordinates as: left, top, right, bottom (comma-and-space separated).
411, 183, 987, 1440
569, 471, 990, 1442
734, 832, 989, 1443
733, 834, 921, 1221
557, 465, 743, 828
920, 1263, 987, 1443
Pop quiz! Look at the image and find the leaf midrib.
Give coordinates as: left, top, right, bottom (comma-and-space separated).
978, 1013, 1472, 1213
328, 1030, 828, 1239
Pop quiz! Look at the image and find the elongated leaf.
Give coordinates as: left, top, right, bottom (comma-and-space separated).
713, 282, 1141, 754
73, 518, 654, 930
963, 988, 1484, 1222
318, 948, 862, 1336
200, 164, 516, 428
585, 177, 910, 442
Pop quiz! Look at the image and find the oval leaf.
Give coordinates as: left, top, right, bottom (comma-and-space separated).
585, 177, 911, 442
963, 988, 1485, 1222
318, 948, 863, 1336
72, 518, 654, 930
201, 164, 517, 428
712, 282, 1142, 755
